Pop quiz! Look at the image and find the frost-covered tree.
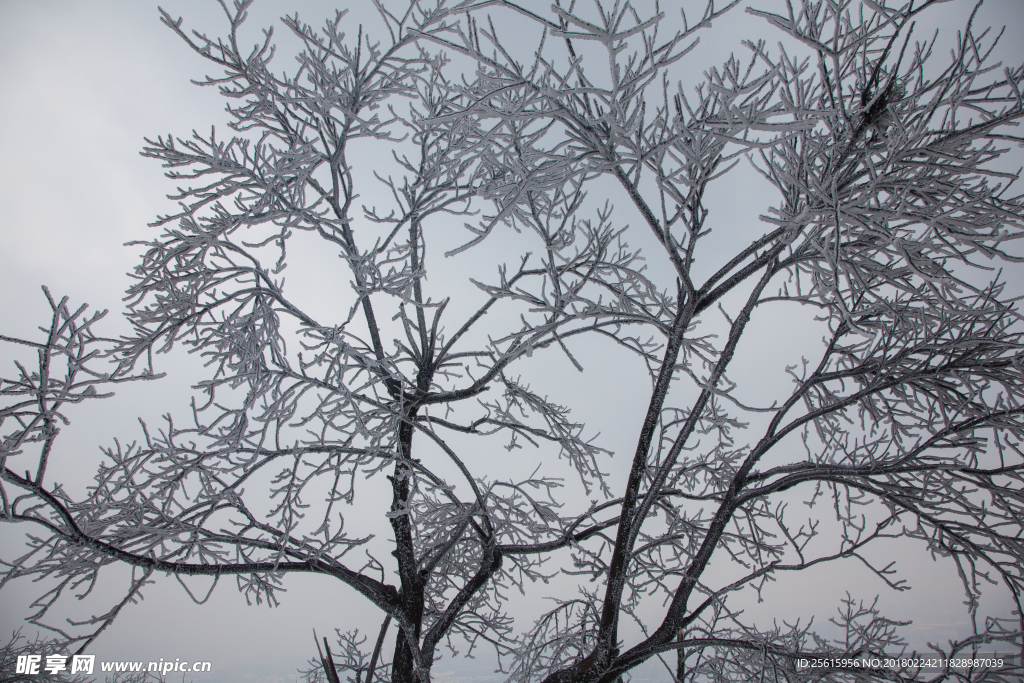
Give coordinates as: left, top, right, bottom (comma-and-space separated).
3, 1, 1024, 682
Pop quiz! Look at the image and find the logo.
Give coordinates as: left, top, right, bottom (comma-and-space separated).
15, 654, 95, 675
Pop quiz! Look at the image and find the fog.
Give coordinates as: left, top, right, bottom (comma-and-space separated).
2, 1, 1023, 681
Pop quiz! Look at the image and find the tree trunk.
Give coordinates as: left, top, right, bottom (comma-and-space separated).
390, 415, 426, 683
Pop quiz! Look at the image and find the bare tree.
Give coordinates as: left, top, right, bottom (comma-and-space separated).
4, 1, 1024, 682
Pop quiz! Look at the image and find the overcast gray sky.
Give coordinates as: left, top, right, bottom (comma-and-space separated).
2, 1, 1024, 682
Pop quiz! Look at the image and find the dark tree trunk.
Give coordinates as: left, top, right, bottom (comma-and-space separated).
390, 414, 426, 683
